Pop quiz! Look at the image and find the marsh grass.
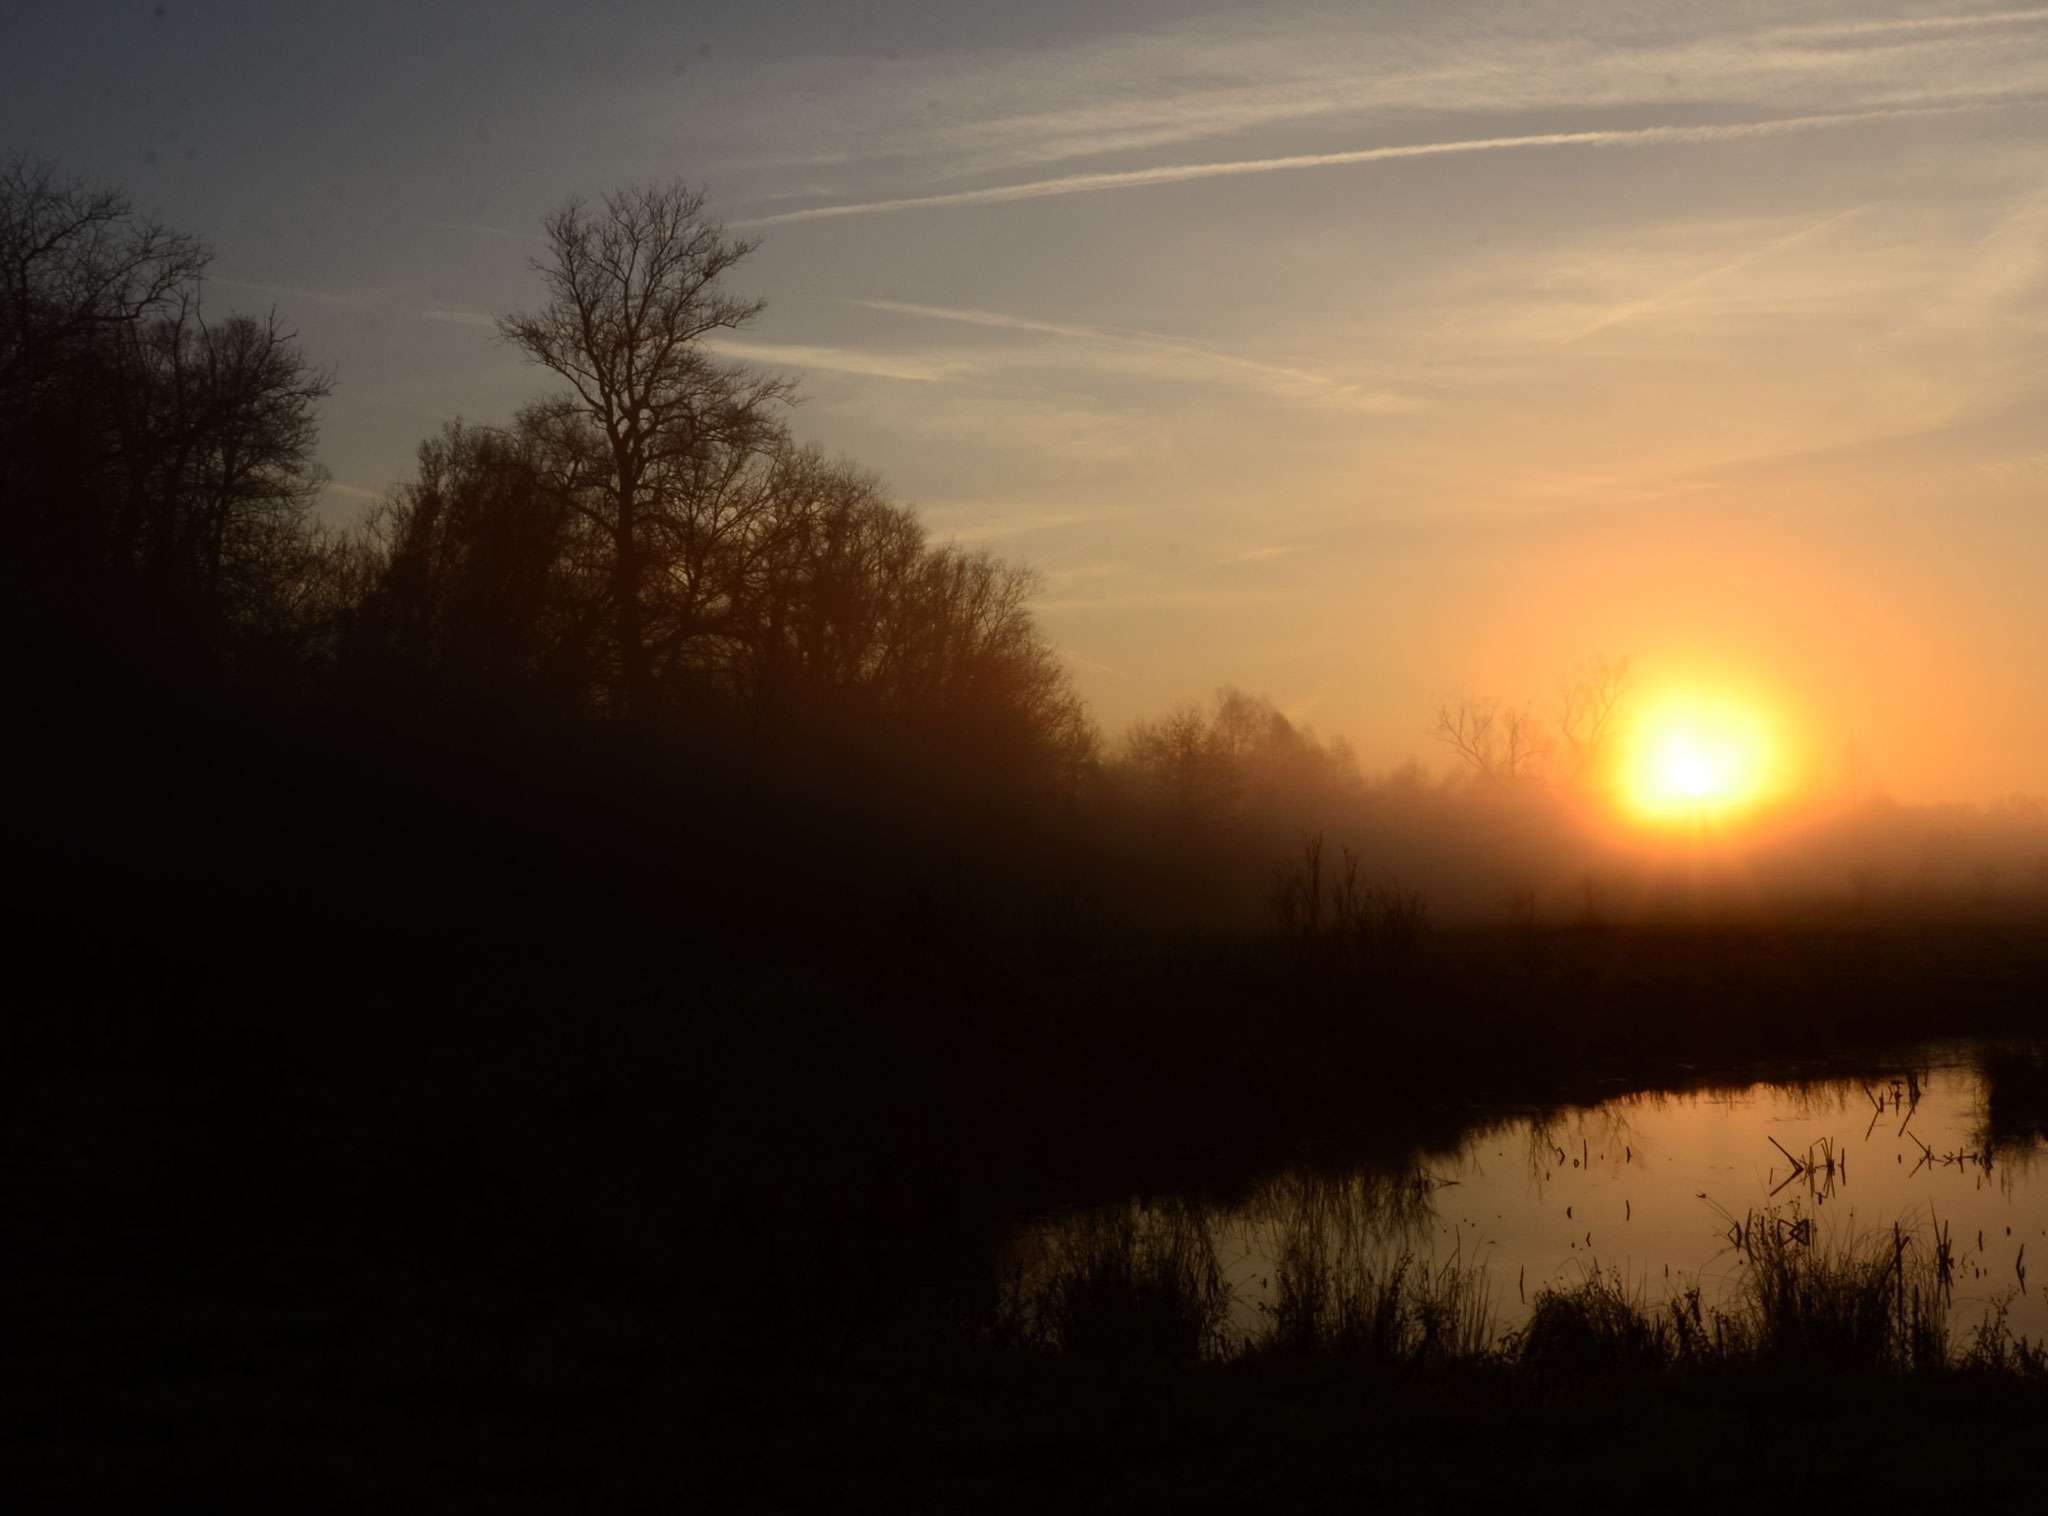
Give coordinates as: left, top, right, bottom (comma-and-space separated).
1006, 1200, 1232, 1362
1271, 836, 1430, 978
1509, 1207, 1989, 1377
1260, 1169, 1494, 1363
1513, 1267, 1686, 1376
1006, 1195, 2042, 1382
1729, 1210, 1950, 1370
1957, 1298, 2048, 1375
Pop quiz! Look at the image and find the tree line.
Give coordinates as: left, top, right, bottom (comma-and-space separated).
28, 152, 2003, 964
2, 160, 1093, 800
0, 156, 333, 666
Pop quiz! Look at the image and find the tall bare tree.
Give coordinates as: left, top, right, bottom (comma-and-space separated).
497, 181, 792, 715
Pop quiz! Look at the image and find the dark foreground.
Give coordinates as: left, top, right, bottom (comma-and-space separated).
7, 923, 2048, 1510
9, 1300, 2048, 1511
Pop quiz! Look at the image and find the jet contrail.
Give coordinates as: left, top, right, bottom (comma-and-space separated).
844, 297, 1413, 409
738, 100, 2035, 227
1768, 6, 2048, 42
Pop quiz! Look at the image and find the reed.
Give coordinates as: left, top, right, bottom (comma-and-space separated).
1002, 1188, 2047, 1382
1504, 1208, 1971, 1375
1008, 1199, 1232, 1362
1259, 1169, 1494, 1363
1511, 1267, 1680, 1376
1271, 835, 1431, 977
1726, 1208, 1949, 1370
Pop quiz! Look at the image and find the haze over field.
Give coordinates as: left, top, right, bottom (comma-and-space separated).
7, 1, 2046, 802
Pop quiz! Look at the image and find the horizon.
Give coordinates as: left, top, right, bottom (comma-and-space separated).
6, 1, 2047, 805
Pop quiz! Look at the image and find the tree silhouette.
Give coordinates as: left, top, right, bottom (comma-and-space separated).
497, 181, 793, 716
0, 154, 206, 409
350, 419, 590, 700
1555, 653, 1633, 790
110, 305, 332, 641
2, 156, 328, 653
1430, 694, 1548, 781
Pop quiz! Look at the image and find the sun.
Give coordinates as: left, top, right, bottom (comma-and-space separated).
1624, 695, 1772, 821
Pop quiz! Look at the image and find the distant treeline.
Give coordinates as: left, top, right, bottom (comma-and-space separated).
0, 161, 1085, 764
5, 156, 2044, 977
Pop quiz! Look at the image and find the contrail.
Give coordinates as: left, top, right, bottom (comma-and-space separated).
845, 297, 1414, 409
1562, 204, 1874, 343
739, 100, 2034, 227
1768, 6, 2048, 42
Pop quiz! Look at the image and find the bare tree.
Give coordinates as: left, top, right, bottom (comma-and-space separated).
351, 419, 591, 695
1430, 694, 1548, 780
1555, 653, 1633, 789
110, 304, 333, 631
497, 181, 793, 715
0, 154, 206, 406
2, 159, 330, 649
737, 446, 1092, 772
1124, 703, 1241, 816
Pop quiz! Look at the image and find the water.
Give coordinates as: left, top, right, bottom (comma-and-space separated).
1028, 1044, 2048, 1349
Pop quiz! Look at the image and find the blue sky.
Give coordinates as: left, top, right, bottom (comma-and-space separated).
8, 2, 2047, 798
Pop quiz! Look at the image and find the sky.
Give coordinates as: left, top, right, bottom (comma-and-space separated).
6, 1, 2047, 802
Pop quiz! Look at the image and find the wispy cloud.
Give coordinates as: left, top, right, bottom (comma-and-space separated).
209, 277, 378, 309
739, 101, 2035, 227
706, 337, 965, 383
415, 306, 495, 328
1034, 587, 1290, 613
1561, 205, 1876, 343
1978, 451, 2048, 478
916, 502, 1114, 543
696, 3, 2048, 196
1768, 6, 2048, 45
845, 298, 1416, 411
210, 277, 495, 330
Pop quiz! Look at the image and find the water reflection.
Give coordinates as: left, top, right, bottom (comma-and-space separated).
1012, 1042, 2048, 1352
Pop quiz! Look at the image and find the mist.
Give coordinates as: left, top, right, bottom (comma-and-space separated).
7, 4, 2048, 1508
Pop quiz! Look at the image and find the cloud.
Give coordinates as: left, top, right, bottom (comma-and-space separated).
1033, 587, 1290, 613
1767, 6, 2048, 45
1560, 205, 1876, 343
208, 277, 379, 310
916, 503, 1115, 543
209, 278, 497, 329
705, 337, 965, 383
1978, 451, 2048, 478
696, 2, 2048, 198
738, 101, 2038, 227
845, 298, 1417, 412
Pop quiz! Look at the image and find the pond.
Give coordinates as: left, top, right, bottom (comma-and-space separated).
1016, 1041, 2048, 1351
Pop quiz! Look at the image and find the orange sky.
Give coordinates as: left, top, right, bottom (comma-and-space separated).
13, 2, 2044, 801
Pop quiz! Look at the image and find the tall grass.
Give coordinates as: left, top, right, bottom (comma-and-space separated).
1271, 836, 1429, 976
1512, 1208, 1972, 1376
1514, 1267, 1687, 1376
1006, 1200, 1231, 1361
1730, 1210, 1949, 1370
1002, 1195, 2043, 1380
1261, 1169, 1494, 1363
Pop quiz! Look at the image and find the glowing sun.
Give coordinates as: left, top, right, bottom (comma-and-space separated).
1625, 695, 1771, 820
